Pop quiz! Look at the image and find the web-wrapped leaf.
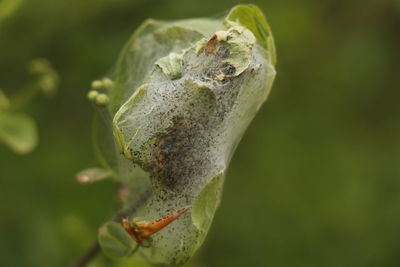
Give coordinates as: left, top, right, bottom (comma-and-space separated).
91, 4, 276, 266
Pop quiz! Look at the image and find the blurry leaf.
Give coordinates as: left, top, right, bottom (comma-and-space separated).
0, 0, 23, 24
0, 112, 37, 154
27, 58, 52, 74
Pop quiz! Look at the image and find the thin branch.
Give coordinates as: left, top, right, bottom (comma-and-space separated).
70, 242, 100, 267
70, 188, 152, 267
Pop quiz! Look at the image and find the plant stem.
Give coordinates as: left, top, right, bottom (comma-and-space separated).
70, 242, 101, 267
130, 243, 140, 257
71, 189, 151, 266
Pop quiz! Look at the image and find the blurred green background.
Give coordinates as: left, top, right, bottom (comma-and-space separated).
1, 0, 400, 266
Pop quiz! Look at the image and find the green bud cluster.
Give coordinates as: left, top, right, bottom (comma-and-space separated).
28, 58, 59, 96
88, 78, 114, 106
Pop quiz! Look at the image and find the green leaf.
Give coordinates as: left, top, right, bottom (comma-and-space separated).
0, 112, 37, 154
192, 171, 224, 250
155, 52, 183, 80
98, 222, 138, 258
224, 4, 277, 65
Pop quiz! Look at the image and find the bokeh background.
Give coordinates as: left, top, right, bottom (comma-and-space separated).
1, 0, 400, 266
